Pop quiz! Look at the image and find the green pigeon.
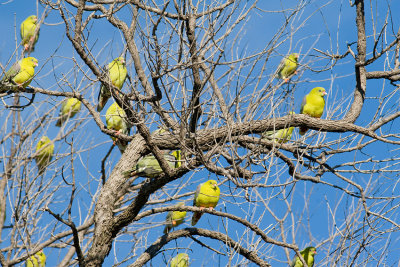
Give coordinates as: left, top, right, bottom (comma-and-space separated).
125, 150, 182, 178
21, 15, 39, 52
105, 102, 130, 153
1, 57, 38, 93
290, 246, 317, 267
164, 202, 187, 234
97, 57, 127, 112
276, 53, 299, 82
55, 97, 81, 127
170, 253, 189, 267
25, 250, 46, 267
262, 112, 295, 144
299, 87, 326, 135
34, 136, 54, 175
191, 180, 220, 226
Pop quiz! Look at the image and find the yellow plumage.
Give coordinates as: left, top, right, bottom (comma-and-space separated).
1, 57, 38, 92
263, 112, 295, 143
164, 202, 187, 234
97, 57, 127, 112
170, 253, 189, 267
56, 97, 81, 127
299, 87, 326, 135
21, 15, 39, 52
290, 246, 316, 267
191, 180, 220, 226
25, 250, 46, 267
277, 53, 299, 82
34, 136, 54, 175
105, 102, 130, 152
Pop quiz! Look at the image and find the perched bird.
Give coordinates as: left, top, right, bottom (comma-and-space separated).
191, 180, 220, 226
34, 136, 54, 175
290, 246, 317, 267
164, 202, 187, 234
105, 102, 130, 153
55, 97, 81, 127
21, 15, 40, 52
299, 87, 326, 135
97, 57, 127, 112
263, 112, 295, 144
170, 253, 189, 267
25, 250, 46, 267
125, 150, 182, 178
1, 57, 38, 93
276, 53, 299, 82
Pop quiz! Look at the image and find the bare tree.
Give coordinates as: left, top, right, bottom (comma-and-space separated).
1, 0, 400, 266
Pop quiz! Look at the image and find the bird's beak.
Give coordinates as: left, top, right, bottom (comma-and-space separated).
323, 91, 327, 95
34, 62, 38, 67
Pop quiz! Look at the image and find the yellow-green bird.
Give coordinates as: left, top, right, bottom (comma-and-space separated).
125, 150, 182, 178
25, 250, 46, 267
164, 202, 187, 234
263, 112, 295, 143
55, 97, 82, 127
21, 15, 40, 52
97, 57, 127, 112
299, 87, 326, 135
105, 102, 130, 153
191, 180, 220, 226
170, 253, 189, 267
34, 136, 54, 175
290, 246, 317, 267
276, 53, 299, 82
1, 57, 38, 92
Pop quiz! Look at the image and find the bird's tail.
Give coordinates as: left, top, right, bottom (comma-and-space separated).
55, 118, 63, 127
97, 93, 109, 112
191, 211, 202, 226
163, 225, 171, 234
116, 140, 128, 154
299, 126, 307, 136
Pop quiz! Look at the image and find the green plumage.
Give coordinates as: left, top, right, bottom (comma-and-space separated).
263, 112, 295, 143
299, 87, 326, 135
191, 180, 220, 226
127, 150, 182, 178
164, 202, 187, 234
277, 53, 299, 82
56, 97, 81, 127
34, 136, 54, 175
170, 253, 189, 267
21, 15, 39, 52
97, 57, 127, 112
290, 246, 316, 267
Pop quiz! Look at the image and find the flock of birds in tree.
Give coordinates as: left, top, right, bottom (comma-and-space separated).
0, 14, 323, 267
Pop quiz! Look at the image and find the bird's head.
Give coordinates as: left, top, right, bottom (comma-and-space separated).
39, 136, 50, 145
290, 53, 299, 62
310, 87, 326, 97
116, 57, 125, 65
304, 246, 317, 255
28, 15, 38, 23
37, 250, 45, 257
207, 180, 218, 189
25, 57, 39, 67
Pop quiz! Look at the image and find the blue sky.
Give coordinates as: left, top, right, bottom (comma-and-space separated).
1, 0, 400, 266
